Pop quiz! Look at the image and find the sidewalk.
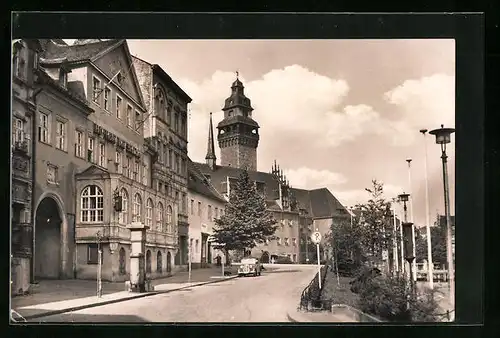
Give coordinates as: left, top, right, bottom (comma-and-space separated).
11, 267, 233, 321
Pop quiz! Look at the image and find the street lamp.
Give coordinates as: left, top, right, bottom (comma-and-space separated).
420, 128, 434, 290
406, 158, 417, 283
398, 193, 416, 298
429, 124, 455, 311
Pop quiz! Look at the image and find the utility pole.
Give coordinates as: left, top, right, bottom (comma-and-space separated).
420, 129, 434, 289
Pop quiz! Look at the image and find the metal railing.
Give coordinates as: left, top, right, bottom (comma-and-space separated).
299, 265, 329, 311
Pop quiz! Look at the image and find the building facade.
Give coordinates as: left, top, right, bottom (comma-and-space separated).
15, 39, 191, 284
133, 56, 191, 267
11, 39, 42, 295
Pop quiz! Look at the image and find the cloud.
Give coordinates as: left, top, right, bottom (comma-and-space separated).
384, 73, 455, 146
284, 167, 347, 189
334, 182, 406, 208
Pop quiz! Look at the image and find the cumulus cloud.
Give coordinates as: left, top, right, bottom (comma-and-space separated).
384, 73, 455, 147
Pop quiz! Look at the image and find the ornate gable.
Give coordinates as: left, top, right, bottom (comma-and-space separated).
91, 41, 146, 110
76, 164, 111, 179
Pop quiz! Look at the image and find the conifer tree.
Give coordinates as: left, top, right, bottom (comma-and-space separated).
213, 169, 277, 257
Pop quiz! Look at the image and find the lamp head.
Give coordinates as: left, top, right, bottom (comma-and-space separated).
429, 124, 455, 145
398, 192, 410, 202
419, 128, 428, 134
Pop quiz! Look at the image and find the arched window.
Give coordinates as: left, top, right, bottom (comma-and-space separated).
119, 247, 126, 275
157, 251, 162, 273
81, 185, 104, 222
146, 250, 151, 274
146, 198, 154, 228
118, 188, 128, 225
166, 205, 173, 233
133, 193, 142, 223
157, 202, 164, 232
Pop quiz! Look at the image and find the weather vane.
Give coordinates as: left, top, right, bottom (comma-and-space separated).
236, 70, 239, 79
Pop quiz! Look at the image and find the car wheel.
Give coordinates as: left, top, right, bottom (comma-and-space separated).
253, 272, 258, 277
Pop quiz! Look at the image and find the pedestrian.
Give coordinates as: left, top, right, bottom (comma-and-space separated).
215, 254, 221, 267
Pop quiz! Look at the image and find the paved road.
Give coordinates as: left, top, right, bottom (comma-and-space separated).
29, 265, 317, 323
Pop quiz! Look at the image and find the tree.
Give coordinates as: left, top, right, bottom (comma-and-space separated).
212, 169, 277, 258
415, 227, 428, 263
325, 216, 361, 272
352, 180, 398, 267
414, 217, 448, 266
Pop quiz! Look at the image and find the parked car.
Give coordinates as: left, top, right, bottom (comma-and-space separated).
238, 257, 262, 277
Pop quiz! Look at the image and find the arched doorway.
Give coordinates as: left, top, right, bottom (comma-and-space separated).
167, 251, 172, 273
119, 248, 126, 275
35, 197, 62, 279
261, 251, 270, 263
157, 251, 162, 273
146, 250, 152, 274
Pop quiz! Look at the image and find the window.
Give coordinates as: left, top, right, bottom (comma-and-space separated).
157, 251, 162, 273
13, 43, 25, 79
292, 238, 297, 246
157, 203, 164, 232
276, 237, 281, 246
134, 161, 140, 181
146, 250, 151, 274
133, 193, 142, 222
175, 191, 180, 205
115, 151, 122, 173
166, 205, 173, 233
119, 248, 126, 274
38, 113, 49, 143
118, 189, 128, 225
169, 150, 173, 168
116, 95, 122, 119
195, 239, 199, 254
92, 77, 101, 104
146, 198, 154, 229
104, 87, 111, 111
174, 113, 179, 133
47, 164, 58, 184
182, 193, 186, 213
126, 156, 132, 178
135, 110, 141, 131
190, 199, 194, 215
59, 69, 67, 88
81, 185, 104, 223
208, 205, 212, 221
13, 118, 24, 144
75, 130, 84, 158
98, 142, 106, 167
167, 105, 172, 123
176, 155, 181, 174
142, 162, 148, 185
87, 243, 103, 265
127, 105, 133, 127
198, 202, 202, 216
181, 116, 187, 138
214, 207, 218, 220
55, 121, 66, 150
284, 238, 289, 246
88, 137, 95, 162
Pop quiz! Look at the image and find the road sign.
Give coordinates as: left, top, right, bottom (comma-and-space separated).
311, 231, 322, 244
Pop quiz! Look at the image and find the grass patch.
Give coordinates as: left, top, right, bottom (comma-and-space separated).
320, 268, 359, 308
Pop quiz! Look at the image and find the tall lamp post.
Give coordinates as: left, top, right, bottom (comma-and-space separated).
420, 129, 434, 290
429, 124, 455, 311
391, 199, 399, 276
398, 193, 416, 296
406, 158, 417, 283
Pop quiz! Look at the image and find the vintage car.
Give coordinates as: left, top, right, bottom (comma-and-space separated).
238, 257, 262, 277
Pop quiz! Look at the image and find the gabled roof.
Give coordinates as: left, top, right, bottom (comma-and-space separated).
188, 159, 226, 203
39, 39, 147, 111
193, 162, 281, 202
308, 188, 349, 218
75, 164, 111, 178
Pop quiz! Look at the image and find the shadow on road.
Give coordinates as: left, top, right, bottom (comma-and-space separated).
266, 269, 301, 274
27, 313, 149, 323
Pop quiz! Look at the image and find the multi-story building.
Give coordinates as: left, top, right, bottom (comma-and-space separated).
187, 155, 226, 268
193, 77, 349, 264
24, 39, 188, 282
11, 39, 42, 295
132, 56, 191, 267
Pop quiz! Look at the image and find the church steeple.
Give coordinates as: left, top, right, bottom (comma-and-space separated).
205, 112, 217, 171
217, 74, 260, 171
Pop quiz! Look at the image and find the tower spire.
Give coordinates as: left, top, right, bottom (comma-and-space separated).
205, 112, 217, 170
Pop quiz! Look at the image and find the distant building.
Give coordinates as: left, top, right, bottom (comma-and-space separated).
192, 77, 349, 264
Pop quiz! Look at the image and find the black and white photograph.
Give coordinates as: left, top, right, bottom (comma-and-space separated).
10, 13, 481, 325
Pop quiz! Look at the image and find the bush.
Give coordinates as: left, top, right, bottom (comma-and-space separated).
349, 266, 382, 294
357, 275, 440, 322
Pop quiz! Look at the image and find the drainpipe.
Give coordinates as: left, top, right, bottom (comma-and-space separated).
30, 81, 43, 284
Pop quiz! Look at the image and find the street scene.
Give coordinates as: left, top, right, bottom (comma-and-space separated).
11, 37, 455, 323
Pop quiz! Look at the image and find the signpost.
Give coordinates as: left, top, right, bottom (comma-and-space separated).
311, 231, 322, 289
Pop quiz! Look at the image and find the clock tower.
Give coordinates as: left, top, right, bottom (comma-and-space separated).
217, 75, 260, 171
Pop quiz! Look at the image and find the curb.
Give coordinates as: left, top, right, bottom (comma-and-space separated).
17, 275, 238, 321
286, 308, 310, 323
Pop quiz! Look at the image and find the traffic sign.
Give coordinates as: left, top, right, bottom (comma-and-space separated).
311, 231, 322, 244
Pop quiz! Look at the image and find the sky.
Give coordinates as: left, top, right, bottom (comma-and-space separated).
65, 39, 455, 227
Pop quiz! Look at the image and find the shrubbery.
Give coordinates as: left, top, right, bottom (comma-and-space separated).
357, 273, 440, 322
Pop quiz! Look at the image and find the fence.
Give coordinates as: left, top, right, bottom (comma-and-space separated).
298, 265, 329, 311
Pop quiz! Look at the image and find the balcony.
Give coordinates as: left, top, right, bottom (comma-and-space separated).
13, 140, 29, 155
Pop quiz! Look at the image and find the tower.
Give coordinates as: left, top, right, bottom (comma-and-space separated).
217, 75, 260, 170
205, 112, 217, 171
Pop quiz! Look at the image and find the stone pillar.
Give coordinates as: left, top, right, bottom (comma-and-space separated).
127, 222, 149, 292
